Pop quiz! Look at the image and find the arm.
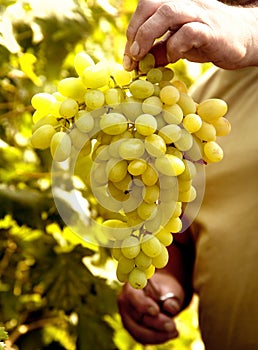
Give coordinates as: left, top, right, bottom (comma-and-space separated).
123, 0, 258, 71
117, 227, 195, 345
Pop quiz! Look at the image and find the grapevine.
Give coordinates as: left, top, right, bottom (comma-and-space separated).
30, 52, 231, 289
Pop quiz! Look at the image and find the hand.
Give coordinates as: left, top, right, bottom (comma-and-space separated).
123, 0, 258, 71
117, 272, 184, 345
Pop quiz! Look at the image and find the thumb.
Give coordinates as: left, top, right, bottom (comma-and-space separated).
161, 295, 182, 317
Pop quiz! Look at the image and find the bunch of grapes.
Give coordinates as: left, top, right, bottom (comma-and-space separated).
30, 52, 231, 289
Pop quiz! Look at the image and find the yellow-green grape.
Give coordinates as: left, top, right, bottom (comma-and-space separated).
129, 80, 155, 99
160, 67, 174, 81
137, 201, 157, 221
142, 184, 160, 203
212, 117, 231, 136
135, 114, 157, 136
78, 139, 92, 157
178, 185, 197, 202
178, 179, 191, 192
128, 159, 147, 176
111, 241, 123, 261
144, 208, 163, 233
116, 269, 129, 283
141, 164, 159, 186
166, 146, 183, 159
155, 227, 173, 247
32, 109, 48, 124
183, 113, 202, 133
32, 114, 58, 132
100, 112, 128, 135
145, 134, 167, 157
69, 127, 89, 150
106, 158, 128, 182
204, 141, 224, 162
112, 66, 132, 86
113, 173, 132, 191
155, 154, 185, 176
105, 88, 124, 107
31, 124, 56, 149
139, 53, 155, 73
146, 68, 163, 83
163, 104, 184, 124
159, 85, 180, 105
164, 216, 182, 233
121, 236, 141, 259
128, 267, 148, 289
57, 77, 87, 103
59, 98, 79, 118
145, 264, 155, 279
173, 201, 182, 218
134, 251, 152, 270
117, 256, 135, 274
108, 181, 128, 201
92, 144, 110, 162
158, 124, 182, 144
102, 219, 131, 240
85, 89, 105, 110
172, 80, 188, 93
91, 163, 107, 186
141, 234, 162, 258
152, 244, 169, 269
123, 194, 142, 214
197, 98, 228, 122
184, 136, 204, 162
159, 174, 178, 190
75, 110, 94, 133
31, 92, 56, 112
74, 52, 95, 76
178, 159, 197, 181
142, 96, 163, 116
118, 138, 145, 160
121, 97, 143, 121
194, 121, 216, 142
155, 113, 166, 130
50, 131, 72, 162
178, 92, 197, 115
82, 62, 110, 89
174, 129, 193, 151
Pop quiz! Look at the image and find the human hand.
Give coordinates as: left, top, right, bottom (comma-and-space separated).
117, 273, 184, 345
123, 0, 258, 71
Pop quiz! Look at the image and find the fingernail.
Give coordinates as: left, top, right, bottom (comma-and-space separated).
123, 55, 132, 71
147, 306, 158, 316
130, 41, 140, 57
166, 299, 180, 313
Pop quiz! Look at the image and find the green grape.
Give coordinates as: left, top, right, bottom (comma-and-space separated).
172, 80, 188, 93
155, 227, 173, 247
174, 129, 194, 151
123, 192, 142, 214
184, 136, 204, 162
135, 114, 157, 136
183, 113, 202, 133
106, 158, 128, 182
105, 88, 124, 107
100, 112, 128, 135
146, 68, 163, 83
142, 184, 160, 203
50, 131, 72, 162
32, 115, 58, 133
178, 185, 197, 202
128, 159, 147, 176
31, 124, 56, 149
116, 270, 129, 283
118, 138, 145, 160
75, 110, 95, 133
141, 164, 159, 186
156, 113, 167, 130
108, 181, 129, 201
160, 67, 175, 81
139, 53, 155, 73
212, 117, 231, 136
158, 124, 182, 144
145, 134, 167, 157
142, 96, 163, 116
102, 219, 131, 240
197, 98, 228, 122
155, 154, 185, 176
166, 145, 183, 159
134, 251, 152, 270
128, 267, 147, 289
31, 92, 56, 112
112, 66, 132, 86
144, 208, 162, 233
159, 85, 180, 105
111, 241, 123, 261
178, 92, 197, 115
126, 209, 143, 228
121, 97, 143, 121
164, 216, 182, 233
178, 159, 197, 181
74, 52, 95, 76
92, 144, 110, 162
159, 174, 178, 190
178, 179, 191, 192
82, 62, 110, 89
90, 162, 107, 186
204, 141, 224, 162
59, 98, 79, 118
121, 236, 141, 259
69, 127, 89, 150
117, 256, 135, 274
137, 201, 157, 221
194, 121, 216, 141
85, 89, 105, 110
113, 173, 132, 191
129, 80, 154, 99
163, 104, 184, 124
141, 234, 162, 258
145, 264, 156, 279
57, 77, 87, 103
152, 243, 169, 269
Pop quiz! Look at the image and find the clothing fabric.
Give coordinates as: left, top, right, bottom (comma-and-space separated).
190, 66, 258, 350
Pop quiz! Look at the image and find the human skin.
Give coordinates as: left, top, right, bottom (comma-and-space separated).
123, 0, 258, 71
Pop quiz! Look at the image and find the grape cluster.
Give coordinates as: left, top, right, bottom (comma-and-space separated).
30, 52, 231, 289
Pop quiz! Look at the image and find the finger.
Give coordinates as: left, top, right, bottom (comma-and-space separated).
161, 297, 182, 317
150, 41, 170, 67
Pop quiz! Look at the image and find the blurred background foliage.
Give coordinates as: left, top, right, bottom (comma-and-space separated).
0, 0, 207, 349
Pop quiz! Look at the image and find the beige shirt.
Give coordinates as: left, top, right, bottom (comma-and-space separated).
190, 66, 258, 350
